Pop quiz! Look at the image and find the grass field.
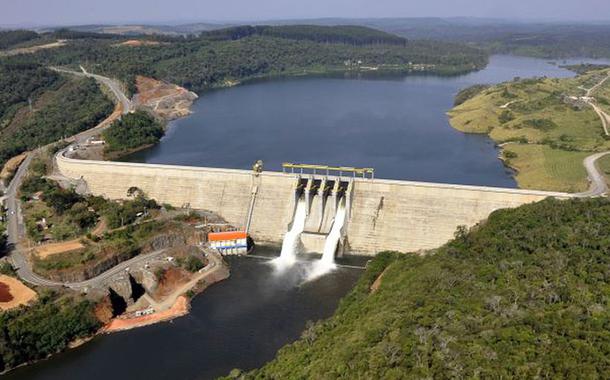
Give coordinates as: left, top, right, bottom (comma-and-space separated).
448, 68, 610, 191
503, 144, 589, 192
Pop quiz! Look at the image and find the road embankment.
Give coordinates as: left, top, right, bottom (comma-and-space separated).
102, 251, 230, 333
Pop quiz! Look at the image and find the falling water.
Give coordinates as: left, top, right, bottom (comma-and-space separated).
307, 199, 347, 280
273, 197, 308, 269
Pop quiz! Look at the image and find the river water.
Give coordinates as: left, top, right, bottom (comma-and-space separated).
6, 55, 607, 380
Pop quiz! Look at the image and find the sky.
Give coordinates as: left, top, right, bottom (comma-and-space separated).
1, 0, 610, 27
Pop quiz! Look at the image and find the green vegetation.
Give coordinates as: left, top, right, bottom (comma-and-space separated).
448, 68, 610, 191
561, 63, 610, 75
0, 70, 113, 169
103, 111, 164, 155
236, 198, 610, 379
0, 261, 16, 276
33, 221, 160, 273
0, 291, 100, 373
598, 153, 610, 179
3, 25, 487, 96
0, 62, 61, 128
20, 156, 159, 243
203, 25, 408, 46
453, 84, 490, 106
0, 30, 41, 50
183, 255, 204, 273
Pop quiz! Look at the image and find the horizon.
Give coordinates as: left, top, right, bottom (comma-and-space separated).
2, 0, 610, 29
4, 16, 610, 30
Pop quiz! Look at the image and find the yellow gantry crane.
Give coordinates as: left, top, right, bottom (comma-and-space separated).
282, 163, 375, 179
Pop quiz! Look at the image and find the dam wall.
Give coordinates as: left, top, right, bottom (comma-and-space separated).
57, 153, 570, 255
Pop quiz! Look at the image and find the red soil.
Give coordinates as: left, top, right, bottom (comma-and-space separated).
0, 282, 14, 302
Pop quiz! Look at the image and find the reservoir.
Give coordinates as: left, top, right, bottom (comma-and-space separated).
6, 55, 607, 380
123, 55, 594, 187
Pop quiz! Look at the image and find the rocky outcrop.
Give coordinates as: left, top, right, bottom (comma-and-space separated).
133, 76, 198, 120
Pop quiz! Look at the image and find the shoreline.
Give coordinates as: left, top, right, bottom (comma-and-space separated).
0, 250, 231, 376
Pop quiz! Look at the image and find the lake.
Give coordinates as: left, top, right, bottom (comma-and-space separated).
122, 55, 601, 187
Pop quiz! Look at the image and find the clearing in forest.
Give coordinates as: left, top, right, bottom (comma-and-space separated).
0, 275, 37, 311
35, 240, 85, 259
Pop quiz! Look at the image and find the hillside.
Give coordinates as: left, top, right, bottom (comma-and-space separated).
2, 25, 488, 95
231, 198, 610, 379
0, 71, 113, 168
448, 67, 610, 192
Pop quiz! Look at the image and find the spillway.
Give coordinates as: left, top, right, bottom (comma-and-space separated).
273, 197, 308, 269
307, 198, 347, 280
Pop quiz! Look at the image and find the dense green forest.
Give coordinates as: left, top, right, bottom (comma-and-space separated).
0, 30, 41, 50
102, 111, 164, 154
0, 291, 100, 373
2, 25, 488, 95
234, 198, 610, 379
0, 75, 113, 168
0, 62, 61, 127
201, 25, 407, 46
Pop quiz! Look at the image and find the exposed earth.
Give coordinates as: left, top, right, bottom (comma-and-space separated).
0, 275, 37, 311
133, 76, 198, 120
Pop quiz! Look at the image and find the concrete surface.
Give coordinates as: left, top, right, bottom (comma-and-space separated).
56, 153, 572, 255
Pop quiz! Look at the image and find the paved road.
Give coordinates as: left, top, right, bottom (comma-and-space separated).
3, 67, 133, 287
51, 66, 132, 116
576, 71, 610, 195
576, 152, 610, 197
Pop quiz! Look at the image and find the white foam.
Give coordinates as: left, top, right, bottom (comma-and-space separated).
273, 197, 308, 270
306, 198, 346, 281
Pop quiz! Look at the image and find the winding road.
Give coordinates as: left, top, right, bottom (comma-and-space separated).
3, 66, 134, 288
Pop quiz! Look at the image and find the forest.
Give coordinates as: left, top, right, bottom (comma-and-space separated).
102, 111, 164, 154
233, 198, 610, 379
0, 290, 100, 373
0, 30, 41, 50
2, 25, 488, 96
0, 62, 61, 127
0, 75, 113, 168
201, 25, 408, 46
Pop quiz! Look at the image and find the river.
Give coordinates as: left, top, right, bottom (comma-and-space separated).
6, 55, 608, 380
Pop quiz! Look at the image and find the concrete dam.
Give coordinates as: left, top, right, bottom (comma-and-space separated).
56, 153, 570, 256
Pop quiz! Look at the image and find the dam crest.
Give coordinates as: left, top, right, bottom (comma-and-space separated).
56, 152, 570, 256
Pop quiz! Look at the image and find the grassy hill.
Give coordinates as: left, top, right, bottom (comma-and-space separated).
229, 198, 610, 379
448, 68, 610, 192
